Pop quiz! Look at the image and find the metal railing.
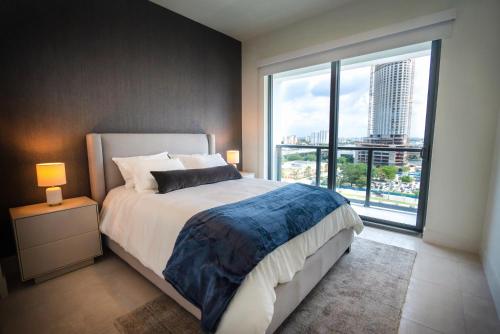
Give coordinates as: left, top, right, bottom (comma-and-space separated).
276, 144, 423, 211
276, 144, 326, 186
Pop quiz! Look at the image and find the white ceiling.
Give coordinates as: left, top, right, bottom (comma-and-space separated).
149, 0, 352, 41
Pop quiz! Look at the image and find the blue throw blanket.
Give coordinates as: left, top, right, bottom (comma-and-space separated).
163, 183, 349, 332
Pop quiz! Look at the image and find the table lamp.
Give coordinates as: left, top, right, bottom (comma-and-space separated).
36, 163, 66, 206
226, 150, 240, 169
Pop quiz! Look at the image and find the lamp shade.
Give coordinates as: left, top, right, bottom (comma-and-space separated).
36, 163, 66, 187
226, 150, 240, 164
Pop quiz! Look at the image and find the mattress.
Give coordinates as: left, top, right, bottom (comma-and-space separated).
100, 178, 363, 333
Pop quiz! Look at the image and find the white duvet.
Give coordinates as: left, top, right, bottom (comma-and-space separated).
100, 178, 363, 333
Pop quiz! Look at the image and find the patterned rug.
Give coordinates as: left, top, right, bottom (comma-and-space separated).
115, 237, 416, 334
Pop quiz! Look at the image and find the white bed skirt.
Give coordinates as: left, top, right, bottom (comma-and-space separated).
105, 227, 354, 333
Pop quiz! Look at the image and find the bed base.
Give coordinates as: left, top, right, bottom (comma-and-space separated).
105, 228, 353, 333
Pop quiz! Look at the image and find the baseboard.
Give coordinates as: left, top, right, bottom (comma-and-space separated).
363, 220, 421, 236
483, 252, 500, 319
422, 227, 479, 253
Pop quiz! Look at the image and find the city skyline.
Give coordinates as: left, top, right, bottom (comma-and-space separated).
282, 131, 426, 145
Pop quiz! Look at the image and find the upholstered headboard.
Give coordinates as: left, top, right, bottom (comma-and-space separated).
86, 133, 215, 205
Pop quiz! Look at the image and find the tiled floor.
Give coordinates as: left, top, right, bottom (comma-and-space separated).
0, 226, 499, 334
0, 252, 163, 334
358, 226, 500, 334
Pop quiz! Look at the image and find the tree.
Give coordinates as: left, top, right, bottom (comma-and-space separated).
373, 167, 382, 179
401, 175, 413, 183
374, 165, 398, 180
284, 153, 302, 161
339, 155, 354, 164
339, 163, 367, 188
284, 152, 317, 162
338, 156, 349, 165
303, 153, 317, 161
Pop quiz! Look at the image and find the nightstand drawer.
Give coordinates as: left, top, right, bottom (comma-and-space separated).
20, 230, 102, 280
15, 205, 98, 249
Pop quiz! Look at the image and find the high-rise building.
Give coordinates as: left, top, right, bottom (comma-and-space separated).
310, 130, 329, 145
283, 135, 298, 145
356, 60, 415, 166
368, 60, 414, 145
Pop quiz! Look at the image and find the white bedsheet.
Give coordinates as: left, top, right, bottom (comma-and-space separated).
100, 178, 363, 333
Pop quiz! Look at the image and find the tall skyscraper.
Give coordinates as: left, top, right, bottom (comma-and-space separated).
356, 60, 415, 165
310, 130, 329, 145
368, 60, 415, 145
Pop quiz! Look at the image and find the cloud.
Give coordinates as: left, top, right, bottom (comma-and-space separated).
281, 80, 310, 100
339, 67, 370, 95
276, 95, 330, 137
273, 55, 430, 140
337, 67, 371, 137
410, 56, 430, 137
311, 79, 330, 97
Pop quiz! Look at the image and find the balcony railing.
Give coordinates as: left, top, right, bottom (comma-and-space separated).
275, 144, 423, 214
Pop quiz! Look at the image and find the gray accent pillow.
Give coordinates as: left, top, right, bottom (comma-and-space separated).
151, 165, 242, 194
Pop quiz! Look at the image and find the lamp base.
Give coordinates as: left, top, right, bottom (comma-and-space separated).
46, 187, 63, 206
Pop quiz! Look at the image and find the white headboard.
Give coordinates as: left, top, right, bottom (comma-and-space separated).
86, 133, 215, 205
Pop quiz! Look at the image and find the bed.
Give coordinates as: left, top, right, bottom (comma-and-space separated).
86, 133, 363, 333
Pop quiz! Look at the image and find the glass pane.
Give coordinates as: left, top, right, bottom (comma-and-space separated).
278, 147, 318, 186
335, 149, 367, 205
271, 63, 331, 183
368, 150, 421, 226
337, 42, 432, 225
319, 149, 329, 188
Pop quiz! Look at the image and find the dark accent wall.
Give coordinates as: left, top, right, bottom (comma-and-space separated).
0, 0, 242, 257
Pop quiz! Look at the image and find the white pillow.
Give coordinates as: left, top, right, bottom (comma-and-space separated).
129, 158, 185, 193
112, 152, 169, 189
170, 153, 227, 169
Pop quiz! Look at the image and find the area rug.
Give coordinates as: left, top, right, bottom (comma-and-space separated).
114, 237, 416, 334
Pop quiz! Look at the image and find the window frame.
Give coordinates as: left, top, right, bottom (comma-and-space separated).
266, 40, 442, 233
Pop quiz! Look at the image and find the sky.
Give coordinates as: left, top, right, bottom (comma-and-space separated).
273, 55, 430, 141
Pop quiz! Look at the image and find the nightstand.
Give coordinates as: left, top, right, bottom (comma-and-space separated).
9, 196, 102, 283
240, 171, 256, 179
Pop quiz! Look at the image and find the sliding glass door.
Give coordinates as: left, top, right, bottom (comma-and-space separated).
268, 41, 441, 232
269, 63, 331, 186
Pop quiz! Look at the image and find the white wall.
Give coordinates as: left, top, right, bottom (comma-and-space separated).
242, 0, 500, 253
482, 113, 500, 317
